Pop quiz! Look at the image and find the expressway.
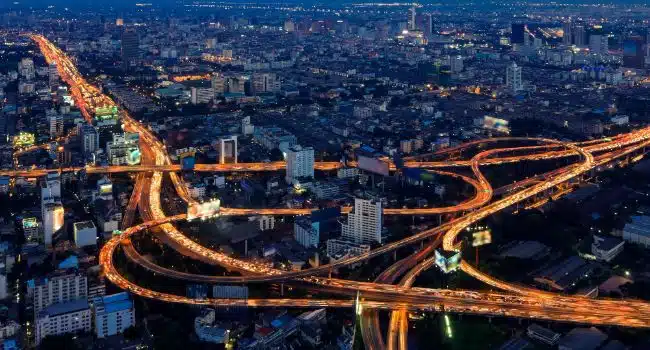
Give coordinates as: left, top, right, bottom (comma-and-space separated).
30, 33, 650, 350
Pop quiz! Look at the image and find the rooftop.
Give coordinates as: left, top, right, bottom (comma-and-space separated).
93, 292, 133, 314
39, 299, 89, 318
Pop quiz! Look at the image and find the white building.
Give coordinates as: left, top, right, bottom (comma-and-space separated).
285, 145, 315, 184
337, 167, 359, 179
295, 217, 319, 248
106, 132, 140, 166
219, 136, 238, 164
341, 197, 383, 244
622, 216, 650, 248
28, 272, 88, 314
259, 216, 275, 231
191, 87, 214, 105
81, 125, 99, 154
591, 235, 624, 262
211, 74, 226, 95
73, 221, 97, 248
505, 62, 523, 93
35, 299, 91, 345
241, 116, 254, 135
0, 320, 19, 340
93, 292, 135, 338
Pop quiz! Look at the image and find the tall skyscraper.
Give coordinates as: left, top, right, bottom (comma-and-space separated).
408, 6, 417, 31
423, 13, 434, 38
341, 197, 383, 244
506, 62, 523, 93
121, 28, 140, 69
285, 145, 315, 184
562, 21, 572, 45
511, 23, 526, 44
623, 36, 645, 69
573, 25, 586, 46
81, 125, 99, 154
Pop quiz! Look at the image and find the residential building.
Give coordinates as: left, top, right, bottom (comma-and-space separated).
191, 87, 214, 105
121, 28, 140, 68
295, 217, 319, 248
259, 216, 275, 231
252, 73, 280, 94
35, 299, 91, 345
48, 63, 59, 87
81, 125, 99, 154
28, 271, 88, 314
93, 293, 135, 338
48, 113, 63, 138
341, 197, 383, 244
253, 126, 297, 151
285, 145, 315, 184
73, 221, 97, 248
0, 320, 19, 339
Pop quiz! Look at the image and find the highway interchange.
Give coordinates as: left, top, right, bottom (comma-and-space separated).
18, 33, 650, 349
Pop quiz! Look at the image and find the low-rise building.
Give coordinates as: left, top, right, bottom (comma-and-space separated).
73, 221, 97, 248
35, 299, 91, 345
591, 235, 624, 262
622, 216, 650, 248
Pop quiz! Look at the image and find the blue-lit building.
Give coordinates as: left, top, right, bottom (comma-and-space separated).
92, 293, 135, 338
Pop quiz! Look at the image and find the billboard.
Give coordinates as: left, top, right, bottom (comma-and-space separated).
357, 154, 390, 176
187, 199, 221, 221
483, 116, 510, 133
472, 230, 492, 247
434, 249, 461, 273
99, 183, 113, 195
13, 132, 35, 148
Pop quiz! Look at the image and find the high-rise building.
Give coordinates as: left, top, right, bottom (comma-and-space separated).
562, 21, 572, 45
505, 62, 523, 93
252, 73, 280, 94
28, 271, 88, 314
341, 197, 383, 244
511, 23, 526, 45
42, 202, 64, 246
219, 136, 238, 164
241, 116, 254, 135
18, 58, 35, 79
48, 113, 63, 138
408, 7, 417, 31
623, 36, 645, 69
589, 34, 608, 55
48, 63, 59, 87
450, 55, 464, 73
35, 299, 91, 345
423, 13, 434, 38
121, 28, 140, 69
295, 216, 319, 248
190, 87, 214, 105
285, 145, 315, 184
573, 25, 586, 46
211, 73, 226, 96
93, 293, 135, 338
284, 19, 295, 32
81, 125, 99, 154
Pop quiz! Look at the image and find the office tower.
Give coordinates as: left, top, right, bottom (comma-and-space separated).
506, 62, 523, 93
285, 145, 315, 184
573, 25, 586, 46
28, 271, 88, 314
589, 34, 608, 55
120, 28, 140, 69
81, 125, 99, 154
341, 197, 383, 244
408, 6, 417, 31
623, 36, 645, 69
511, 23, 526, 45
252, 72, 280, 94
562, 21, 572, 45
93, 293, 135, 338
219, 136, 238, 164
423, 13, 434, 38
48, 113, 63, 138
35, 299, 91, 345
48, 63, 59, 87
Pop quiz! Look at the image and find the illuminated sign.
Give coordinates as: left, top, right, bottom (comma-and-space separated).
52, 206, 64, 232
483, 116, 510, 134
187, 199, 221, 221
99, 184, 113, 195
112, 230, 122, 236
125, 132, 140, 144
434, 250, 461, 273
13, 132, 35, 148
22, 217, 39, 229
472, 230, 492, 247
